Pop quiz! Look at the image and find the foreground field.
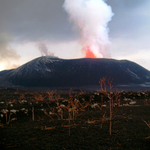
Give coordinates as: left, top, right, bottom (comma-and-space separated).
1, 105, 150, 149
0, 87, 150, 149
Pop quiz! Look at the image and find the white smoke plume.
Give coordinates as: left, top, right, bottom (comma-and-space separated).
63, 0, 114, 58
38, 42, 57, 57
38, 42, 50, 56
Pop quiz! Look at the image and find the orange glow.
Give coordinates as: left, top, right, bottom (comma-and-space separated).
83, 46, 98, 58
86, 49, 96, 58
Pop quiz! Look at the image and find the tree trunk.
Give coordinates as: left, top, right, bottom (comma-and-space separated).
8, 112, 11, 124
109, 99, 112, 135
5, 113, 7, 124
69, 112, 71, 136
61, 110, 63, 120
32, 106, 34, 121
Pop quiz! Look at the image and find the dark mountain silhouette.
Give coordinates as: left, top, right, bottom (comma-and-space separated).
0, 56, 150, 88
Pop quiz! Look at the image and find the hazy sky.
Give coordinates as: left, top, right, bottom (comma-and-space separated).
0, 0, 150, 71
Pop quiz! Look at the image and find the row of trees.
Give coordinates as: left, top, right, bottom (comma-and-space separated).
1, 78, 150, 136
31, 78, 120, 136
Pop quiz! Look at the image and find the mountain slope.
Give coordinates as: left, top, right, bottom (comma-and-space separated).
0, 56, 150, 87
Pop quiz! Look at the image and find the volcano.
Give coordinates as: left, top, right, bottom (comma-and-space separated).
0, 56, 150, 89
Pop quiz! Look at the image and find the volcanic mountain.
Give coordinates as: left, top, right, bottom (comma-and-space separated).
0, 56, 150, 88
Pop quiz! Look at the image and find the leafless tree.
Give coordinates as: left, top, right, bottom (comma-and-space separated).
99, 77, 120, 135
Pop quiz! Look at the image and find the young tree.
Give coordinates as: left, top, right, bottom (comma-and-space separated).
99, 77, 120, 135
33, 93, 45, 121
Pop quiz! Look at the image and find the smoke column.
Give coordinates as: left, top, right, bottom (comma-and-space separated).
38, 42, 49, 56
38, 42, 57, 57
63, 0, 114, 58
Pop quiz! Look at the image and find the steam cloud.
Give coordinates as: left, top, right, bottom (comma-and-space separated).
0, 33, 20, 70
38, 42, 56, 57
63, 0, 114, 58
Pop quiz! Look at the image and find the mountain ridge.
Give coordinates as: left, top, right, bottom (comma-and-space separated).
0, 56, 150, 88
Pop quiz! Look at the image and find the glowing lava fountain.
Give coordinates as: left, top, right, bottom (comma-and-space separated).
82, 46, 103, 58
63, 0, 114, 59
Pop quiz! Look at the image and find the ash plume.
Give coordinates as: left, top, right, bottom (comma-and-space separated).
63, 0, 114, 58
0, 33, 20, 70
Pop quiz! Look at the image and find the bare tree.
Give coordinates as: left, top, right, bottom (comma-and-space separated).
99, 77, 120, 135
33, 93, 45, 121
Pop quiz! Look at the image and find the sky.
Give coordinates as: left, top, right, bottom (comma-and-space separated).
0, 0, 150, 71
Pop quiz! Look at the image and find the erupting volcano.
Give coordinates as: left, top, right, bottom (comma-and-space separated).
83, 46, 103, 58
63, 0, 114, 58
85, 47, 97, 58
